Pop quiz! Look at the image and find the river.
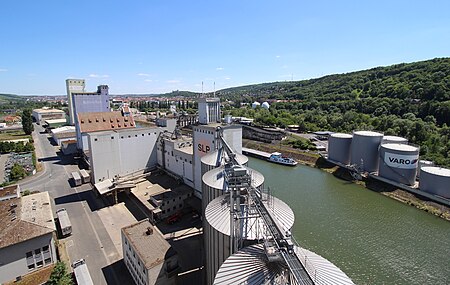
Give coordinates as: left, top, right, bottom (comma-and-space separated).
247, 157, 450, 285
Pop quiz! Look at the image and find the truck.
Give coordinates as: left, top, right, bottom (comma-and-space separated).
72, 259, 94, 285
72, 171, 82, 187
56, 208, 72, 236
79, 169, 90, 184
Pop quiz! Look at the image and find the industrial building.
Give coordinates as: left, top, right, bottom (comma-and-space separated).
198, 97, 221, 124
0, 184, 20, 202
88, 127, 160, 183
32, 108, 66, 125
71, 85, 110, 120
50, 126, 76, 146
66, 79, 86, 125
0, 192, 57, 284
75, 110, 136, 153
121, 219, 179, 285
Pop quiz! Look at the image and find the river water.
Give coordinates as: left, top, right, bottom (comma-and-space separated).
247, 157, 450, 285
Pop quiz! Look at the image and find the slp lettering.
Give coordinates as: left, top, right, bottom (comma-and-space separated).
198, 144, 210, 153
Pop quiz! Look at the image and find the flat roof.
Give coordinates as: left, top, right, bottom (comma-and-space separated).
122, 219, 173, 269
45, 118, 67, 124
33, 108, 65, 114
0, 192, 55, 249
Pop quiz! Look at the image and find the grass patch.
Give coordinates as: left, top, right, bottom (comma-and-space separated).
0, 130, 30, 141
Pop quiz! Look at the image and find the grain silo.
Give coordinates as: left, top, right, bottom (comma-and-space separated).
328, 133, 353, 164
350, 131, 383, 172
419, 167, 450, 198
214, 244, 355, 285
378, 143, 419, 185
201, 150, 248, 181
201, 165, 263, 213
204, 194, 294, 285
382, 135, 408, 144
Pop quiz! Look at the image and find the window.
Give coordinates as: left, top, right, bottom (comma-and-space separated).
94, 138, 98, 141
179, 197, 181, 200
35, 249, 41, 255
173, 206, 176, 210
26, 251, 33, 258
43, 245, 49, 252
125, 240, 127, 245
36, 260, 43, 267
45, 257, 52, 264
28, 263, 35, 270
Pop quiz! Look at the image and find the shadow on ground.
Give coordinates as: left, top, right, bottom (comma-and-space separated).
102, 259, 134, 285
55, 188, 106, 212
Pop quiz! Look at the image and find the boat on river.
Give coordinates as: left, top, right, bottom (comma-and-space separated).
268, 152, 298, 166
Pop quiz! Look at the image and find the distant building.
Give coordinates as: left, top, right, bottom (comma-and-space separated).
0, 184, 20, 202
0, 192, 57, 284
121, 219, 179, 285
251, 101, 261, 109
66, 79, 86, 125
198, 97, 220, 125
261, 101, 270, 109
32, 108, 66, 125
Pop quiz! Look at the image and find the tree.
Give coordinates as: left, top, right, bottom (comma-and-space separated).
10, 163, 26, 181
48, 261, 74, 285
21, 108, 34, 135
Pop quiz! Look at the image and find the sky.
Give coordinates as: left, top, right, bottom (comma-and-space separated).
0, 0, 449, 95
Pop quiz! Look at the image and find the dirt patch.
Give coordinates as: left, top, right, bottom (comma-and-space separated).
4, 264, 54, 285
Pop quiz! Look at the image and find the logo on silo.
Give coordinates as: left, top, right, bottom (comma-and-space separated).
384, 152, 418, 169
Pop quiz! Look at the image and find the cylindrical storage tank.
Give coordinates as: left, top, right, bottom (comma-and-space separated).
201, 151, 248, 181
382, 135, 408, 145
419, 167, 450, 198
205, 194, 294, 285
328, 133, 352, 164
201, 164, 260, 214
417, 160, 434, 178
214, 244, 355, 285
350, 131, 383, 172
378, 144, 419, 185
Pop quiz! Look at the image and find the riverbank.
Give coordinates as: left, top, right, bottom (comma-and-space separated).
243, 139, 450, 222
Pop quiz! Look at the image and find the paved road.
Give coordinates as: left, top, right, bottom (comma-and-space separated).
20, 125, 133, 285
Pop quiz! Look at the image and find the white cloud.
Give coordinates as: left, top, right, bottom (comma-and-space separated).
167, 80, 180, 84
281, 65, 288, 69
276, 55, 281, 58
216, 67, 224, 71
0, 68, 8, 72
144, 79, 153, 82
89, 74, 109, 78
224, 77, 231, 80
137, 73, 150, 77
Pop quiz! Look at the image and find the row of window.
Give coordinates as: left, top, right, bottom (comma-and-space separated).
26, 245, 52, 271
93, 132, 158, 141
194, 128, 214, 134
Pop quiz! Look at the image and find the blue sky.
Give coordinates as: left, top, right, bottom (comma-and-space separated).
0, 0, 449, 95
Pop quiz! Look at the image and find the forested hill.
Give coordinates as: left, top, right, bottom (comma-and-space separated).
221, 58, 450, 167
219, 58, 450, 126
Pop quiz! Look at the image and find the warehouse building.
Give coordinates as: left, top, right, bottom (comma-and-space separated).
32, 108, 66, 125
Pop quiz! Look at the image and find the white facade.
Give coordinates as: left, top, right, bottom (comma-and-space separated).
72, 85, 110, 118
32, 108, 66, 125
157, 137, 194, 188
88, 128, 161, 183
122, 220, 178, 285
192, 124, 242, 198
198, 97, 221, 125
66, 79, 86, 125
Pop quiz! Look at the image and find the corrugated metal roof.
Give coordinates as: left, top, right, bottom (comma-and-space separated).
214, 244, 355, 285
202, 166, 264, 190
205, 194, 294, 239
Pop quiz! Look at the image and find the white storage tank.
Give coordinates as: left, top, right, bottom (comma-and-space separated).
350, 131, 383, 172
419, 167, 450, 198
417, 160, 434, 178
201, 150, 248, 182
251, 102, 260, 109
261, 102, 270, 109
201, 164, 262, 213
205, 194, 294, 285
214, 244, 355, 285
382, 135, 408, 144
378, 144, 419, 185
328, 133, 352, 164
